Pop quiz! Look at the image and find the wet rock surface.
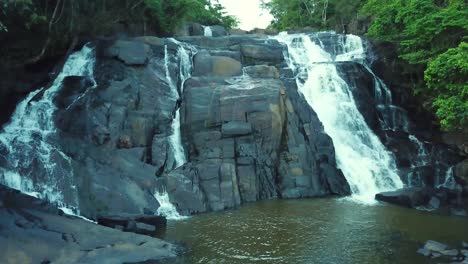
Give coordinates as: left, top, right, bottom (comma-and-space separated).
155, 34, 351, 214
375, 187, 432, 208
376, 185, 467, 215
52, 38, 185, 218
97, 214, 167, 236
1, 33, 465, 219
417, 240, 468, 263
47, 34, 351, 216
0, 184, 176, 264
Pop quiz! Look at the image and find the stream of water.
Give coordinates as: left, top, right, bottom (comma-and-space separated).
276, 33, 404, 203
0, 45, 96, 215
155, 41, 196, 219
204, 26, 213, 37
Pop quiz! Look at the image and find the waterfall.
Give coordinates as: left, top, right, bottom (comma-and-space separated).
0, 45, 96, 215
163, 45, 185, 168
335, 35, 433, 185
154, 189, 187, 220
164, 41, 195, 169
408, 135, 429, 167
155, 41, 195, 219
438, 166, 456, 189
276, 33, 403, 203
204, 26, 213, 37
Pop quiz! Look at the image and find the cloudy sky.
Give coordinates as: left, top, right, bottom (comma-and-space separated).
217, 0, 273, 30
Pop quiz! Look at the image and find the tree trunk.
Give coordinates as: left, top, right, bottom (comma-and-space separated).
24, 0, 63, 65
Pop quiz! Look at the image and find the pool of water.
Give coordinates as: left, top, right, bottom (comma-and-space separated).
160, 198, 468, 264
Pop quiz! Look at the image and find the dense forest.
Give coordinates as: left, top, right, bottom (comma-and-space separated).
0, 0, 237, 65
263, 0, 467, 132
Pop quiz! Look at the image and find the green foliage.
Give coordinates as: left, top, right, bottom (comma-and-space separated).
362, 0, 467, 64
362, 0, 467, 131
424, 42, 468, 131
0, 0, 237, 65
262, 0, 468, 131
143, 0, 238, 34
262, 0, 366, 32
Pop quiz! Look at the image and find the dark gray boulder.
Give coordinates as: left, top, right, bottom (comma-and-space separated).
0, 141, 8, 168
152, 134, 169, 175
221, 121, 252, 136
241, 41, 284, 65
107, 40, 150, 65
134, 36, 165, 47
190, 23, 205, 36
54, 76, 95, 109
97, 214, 167, 236
0, 185, 176, 264
375, 187, 432, 208
243, 65, 280, 79
440, 249, 459, 256
193, 51, 242, 77
455, 159, 468, 182
417, 248, 431, 257
210, 25, 228, 37
423, 240, 448, 252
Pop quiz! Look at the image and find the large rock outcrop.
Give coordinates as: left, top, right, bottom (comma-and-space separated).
0, 184, 176, 264
50, 35, 349, 216
0, 34, 343, 218
1, 32, 464, 219
155, 36, 350, 214
53, 38, 185, 218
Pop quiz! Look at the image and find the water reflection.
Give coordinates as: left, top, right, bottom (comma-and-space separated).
160, 198, 468, 263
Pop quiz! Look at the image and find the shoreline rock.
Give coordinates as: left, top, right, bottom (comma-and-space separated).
417, 240, 468, 263
0, 184, 177, 264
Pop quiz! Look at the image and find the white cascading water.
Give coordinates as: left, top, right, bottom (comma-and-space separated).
164, 41, 195, 169
0, 45, 96, 215
163, 45, 186, 168
154, 190, 187, 220
155, 41, 195, 219
276, 33, 403, 203
438, 166, 456, 189
204, 26, 213, 37
408, 135, 429, 167
335, 34, 434, 186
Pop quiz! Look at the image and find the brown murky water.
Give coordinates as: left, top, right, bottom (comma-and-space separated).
160, 198, 468, 264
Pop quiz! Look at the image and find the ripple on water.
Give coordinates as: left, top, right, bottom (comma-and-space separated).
160, 198, 468, 264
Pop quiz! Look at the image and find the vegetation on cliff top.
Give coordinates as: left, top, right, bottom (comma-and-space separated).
0, 0, 237, 65
262, 0, 366, 33
263, 0, 467, 132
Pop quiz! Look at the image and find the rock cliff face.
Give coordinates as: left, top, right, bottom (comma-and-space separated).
162, 72, 349, 214
0, 32, 465, 219
51, 38, 187, 217
53, 34, 349, 216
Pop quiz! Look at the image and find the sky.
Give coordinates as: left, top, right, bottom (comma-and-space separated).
217, 0, 274, 31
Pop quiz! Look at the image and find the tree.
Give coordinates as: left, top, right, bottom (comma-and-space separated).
424, 42, 468, 131
0, 0, 238, 67
362, 0, 467, 64
261, 0, 365, 32
362, 0, 468, 131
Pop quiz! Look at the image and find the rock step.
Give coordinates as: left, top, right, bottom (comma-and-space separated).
97, 214, 167, 236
